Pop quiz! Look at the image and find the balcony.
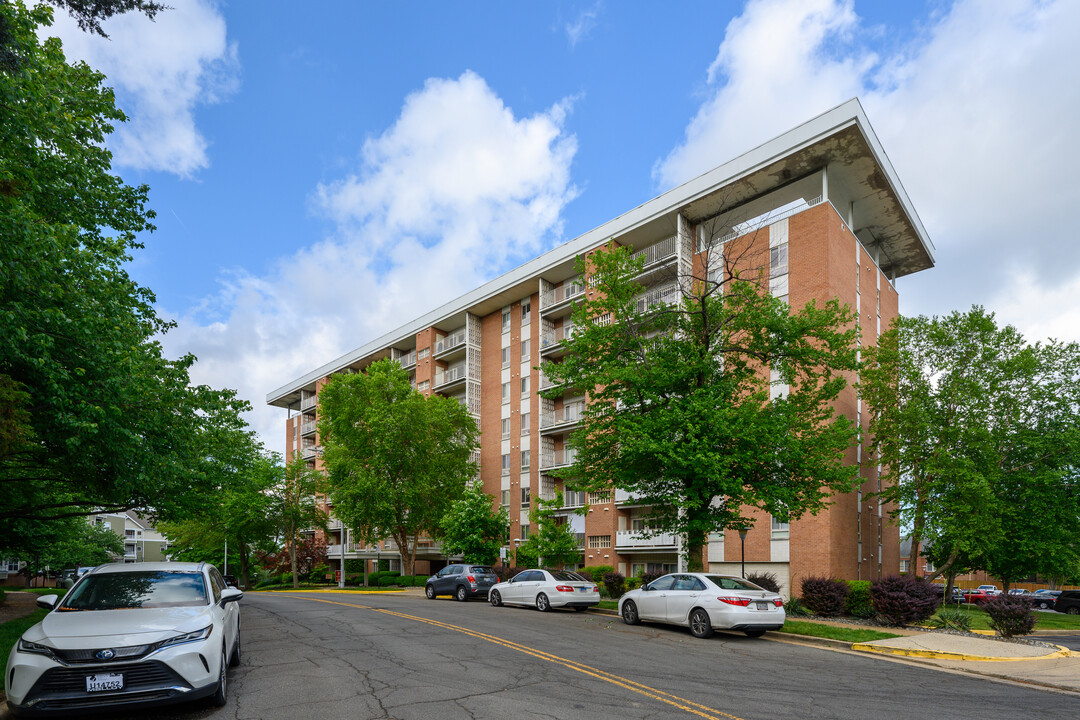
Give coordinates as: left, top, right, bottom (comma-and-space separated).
434, 363, 467, 389
301, 445, 318, 460
615, 530, 678, 551
540, 279, 586, 316
634, 281, 680, 314
615, 489, 648, 506
540, 323, 575, 356
434, 328, 467, 357
541, 402, 586, 433
629, 235, 677, 271
397, 349, 417, 369
540, 447, 577, 470
300, 418, 317, 436
300, 395, 317, 412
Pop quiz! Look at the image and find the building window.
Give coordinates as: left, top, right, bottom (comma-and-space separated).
899, 559, 909, 574
502, 309, 511, 330
520, 412, 530, 435
521, 376, 530, 397
923, 562, 935, 573
520, 524, 529, 540
521, 338, 530, 360
501, 490, 510, 506
521, 487, 530, 506
770, 515, 790, 533
770, 244, 788, 278
502, 382, 510, 402
502, 347, 511, 367
417, 379, 430, 391
521, 299, 531, 324
418, 347, 430, 359
501, 418, 511, 439
520, 450, 530, 470
587, 491, 612, 505
587, 535, 612, 549
501, 454, 510, 475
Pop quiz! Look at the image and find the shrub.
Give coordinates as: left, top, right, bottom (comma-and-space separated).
626, 576, 642, 591
640, 570, 664, 587
845, 580, 875, 619
602, 572, 626, 599
344, 559, 366, 574
784, 596, 810, 617
378, 575, 398, 587
414, 576, 427, 587
800, 577, 850, 617
929, 607, 973, 632
746, 572, 781, 594
580, 565, 614, 583
984, 595, 1037, 638
870, 575, 941, 626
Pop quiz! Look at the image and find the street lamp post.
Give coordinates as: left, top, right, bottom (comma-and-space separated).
339, 524, 346, 589
738, 527, 748, 579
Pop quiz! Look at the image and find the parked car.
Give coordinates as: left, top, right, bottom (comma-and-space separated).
58, 566, 92, 590
1031, 589, 1061, 610
222, 575, 240, 588
5, 562, 242, 716
977, 584, 1001, 596
425, 564, 499, 601
487, 569, 599, 612
1054, 590, 1080, 615
1007, 588, 1031, 597
961, 589, 991, 604
618, 573, 785, 638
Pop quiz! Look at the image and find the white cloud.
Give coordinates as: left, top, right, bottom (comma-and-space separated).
565, 2, 602, 48
162, 72, 578, 447
43, 1, 239, 177
655, 0, 1080, 344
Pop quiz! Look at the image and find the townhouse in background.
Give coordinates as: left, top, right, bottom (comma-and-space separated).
267, 99, 935, 596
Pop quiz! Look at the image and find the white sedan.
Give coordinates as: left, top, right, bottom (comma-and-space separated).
618, 573, 785, 638
6, 562, 242, 716
488, 569, 600, 612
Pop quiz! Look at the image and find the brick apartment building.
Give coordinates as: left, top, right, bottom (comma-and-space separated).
267, 98, 935, 596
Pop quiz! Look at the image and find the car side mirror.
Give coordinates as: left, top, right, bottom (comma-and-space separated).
642, 583, 652, 591
220, 587, 243, 605
37, 595, 59, 610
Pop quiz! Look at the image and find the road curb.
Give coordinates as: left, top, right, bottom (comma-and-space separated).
850, 642, 1072, 662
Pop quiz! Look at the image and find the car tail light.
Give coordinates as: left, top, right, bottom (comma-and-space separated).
556, 585, 574, 593
717, 596, 751, 606
593, 585, 599, 592
467, 575, 476, 584
773, 598, 784, 607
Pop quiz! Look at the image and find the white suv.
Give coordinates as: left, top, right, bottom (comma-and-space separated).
5, 562, 242, 716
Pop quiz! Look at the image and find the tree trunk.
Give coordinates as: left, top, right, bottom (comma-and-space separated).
685, 523, 706, 573
393, 530, 414, 581
289, 532, 299, 589
924, 549, 958, 583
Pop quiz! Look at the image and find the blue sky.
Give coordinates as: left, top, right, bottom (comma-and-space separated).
45, 0, 1080, 447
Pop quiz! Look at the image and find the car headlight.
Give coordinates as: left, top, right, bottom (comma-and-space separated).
17, 638, 56, 658
154, 625, 213, 651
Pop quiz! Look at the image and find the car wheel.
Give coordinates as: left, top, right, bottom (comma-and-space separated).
1067, 607, 1079, 615
489, 590, 502, 607
744, 629, 766, 638
621, 600, 640, 625
536, 593, 550, 612
456, 585, 468, 602
425, 584, 436, 600
212, 646, 228, 707
229, 629, 242, 667
689, 608, 714, 638
1038, 601, 1049, 610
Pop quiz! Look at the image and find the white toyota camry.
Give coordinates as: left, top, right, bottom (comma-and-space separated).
5, 562, 242, 716
618, 573, 785, 638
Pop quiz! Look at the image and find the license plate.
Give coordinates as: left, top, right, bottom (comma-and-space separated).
86, 673, 123, 693
578, 587, 590, 592
755, 601, 770, 610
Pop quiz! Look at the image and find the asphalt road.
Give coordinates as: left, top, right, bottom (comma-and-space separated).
7, 592, 1078, 719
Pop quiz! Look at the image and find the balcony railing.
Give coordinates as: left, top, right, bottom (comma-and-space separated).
540, 323, 575, 352
573, 532, 586, 549
629, 235, 677, 268
614, 489, 648, 505
541, 402, 586, 430
540, 448, 577, 470
634, 281, 680, 313
615, 530, 677, 549
541, 280, 586, 309
435, 328, 467, 355
434, 364, 466, 388
300, 395, 317, 412
301, 445, 318, 460
398, 349, 417, 368
300, 419, 317, 435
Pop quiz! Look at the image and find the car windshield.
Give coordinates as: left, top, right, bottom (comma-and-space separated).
59, 571, 209, 611
705, 576, 765, 591
549, 571, 587, 582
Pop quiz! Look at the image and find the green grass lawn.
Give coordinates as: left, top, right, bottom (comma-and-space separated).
777, 620, 902, 643
929, 604, 1080, 632
0, 608, 48, 681
597, 600, 618, 610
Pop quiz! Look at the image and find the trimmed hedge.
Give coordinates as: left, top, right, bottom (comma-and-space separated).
870, 575, 940, 626
800, 577, 850, 617
984, 595, 1036, 637
845, 580, 874, 619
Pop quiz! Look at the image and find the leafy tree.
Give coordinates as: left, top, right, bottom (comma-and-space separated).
515, 491, 581, 569
0, 1, 249, 530
439, 482, 508, 565
863, 307, 1080, 586
41, 0, 167, 37
13, 518, 123, 585
318, 359, 479, 577
270, 455, 328, 589
545, 237, 859, 571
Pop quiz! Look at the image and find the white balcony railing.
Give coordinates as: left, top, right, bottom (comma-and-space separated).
539, 371, 561, 391
398, 349, 417, 368
629, 235, 677, 268
634, 281, 680, 313
300, 395, 317, 412
435, 328, 467, 355
541, 280, 586, 309
541, 402, 586, 429
434, 364, 467, 388
615, 530, 677, 549
301, 445, 318, 460
541, 323, 575, 352
300, 419, 317, 435
540, 447, 577, 470
614, 488, 648, 505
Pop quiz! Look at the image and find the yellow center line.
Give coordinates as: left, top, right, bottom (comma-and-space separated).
278, 594, 744, 720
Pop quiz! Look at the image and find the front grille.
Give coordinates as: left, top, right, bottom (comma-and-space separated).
28, 660, 190, 697
53, 644, 152, 663
34, 688, 181, 711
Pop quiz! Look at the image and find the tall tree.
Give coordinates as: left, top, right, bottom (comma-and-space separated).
10, 517, 123, 585
515, 491, 582, 570
0, 2, 249, 530
270, 454, 328, 589
545, 237, 860, 571
439, 482, 508, 566
862, 307, 1080, 586
318, 359, 479, 577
